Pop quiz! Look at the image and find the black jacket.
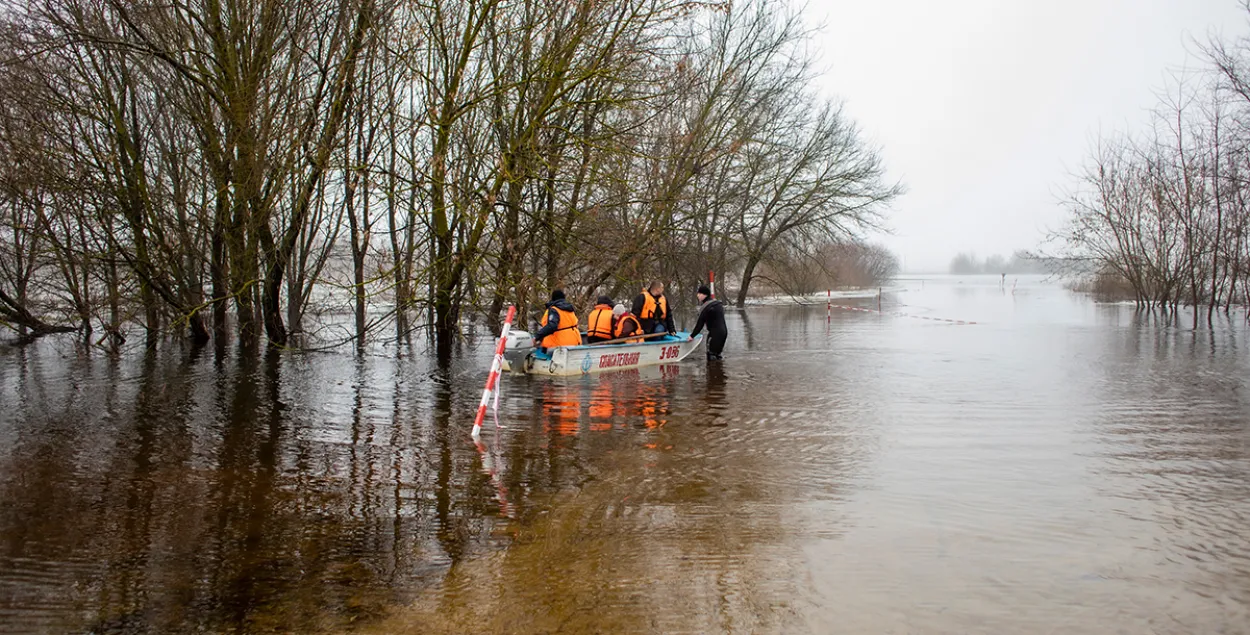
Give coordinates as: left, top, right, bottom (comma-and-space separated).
631, 292, 675, 333
534, 299, 578, 341
691, 299, 726, 338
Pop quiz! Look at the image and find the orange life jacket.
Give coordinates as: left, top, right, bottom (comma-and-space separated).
586, 305, 614, 339
639, 290, 667, 320
540, 306, 582, 348
614, 313, 643, 343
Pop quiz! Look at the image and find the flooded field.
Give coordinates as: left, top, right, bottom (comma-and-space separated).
2, 276, 1249, 634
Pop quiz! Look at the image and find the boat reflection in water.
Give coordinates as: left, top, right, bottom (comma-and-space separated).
526, 363, 681, 438
6, 276, 1250, 634
471, 362, 685, 526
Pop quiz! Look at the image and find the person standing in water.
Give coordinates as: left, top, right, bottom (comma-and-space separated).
690, 284, 726, 361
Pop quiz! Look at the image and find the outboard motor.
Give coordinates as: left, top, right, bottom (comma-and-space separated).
501, 329, 536, 372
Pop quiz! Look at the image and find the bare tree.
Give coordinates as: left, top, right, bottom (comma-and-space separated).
1058, 17, 1250, 319
0, 0, 904, 350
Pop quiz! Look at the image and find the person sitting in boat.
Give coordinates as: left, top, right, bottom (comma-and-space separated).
632, 281, 675, 335
585, 295, 616, 343
690, 284, 727, 361
535, 289, 582, 351
613, 304, 643, 343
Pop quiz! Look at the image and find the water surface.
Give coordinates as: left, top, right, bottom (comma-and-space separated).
2, 276, 1248, 634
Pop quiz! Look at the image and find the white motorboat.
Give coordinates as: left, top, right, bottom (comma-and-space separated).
502, 330, 704, 376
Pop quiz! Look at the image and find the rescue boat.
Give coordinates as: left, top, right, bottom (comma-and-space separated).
501, 330, 704, 376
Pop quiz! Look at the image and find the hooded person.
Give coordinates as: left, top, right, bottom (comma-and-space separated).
612, 303, 643, 343
690, 284, 727, 360
586, 294, 616, 343
534, 289, 582, 350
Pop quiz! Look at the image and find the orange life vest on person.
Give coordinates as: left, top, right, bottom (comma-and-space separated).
640, 290, 667, 320
540, 306, 582, 348
586, 305, 614, 339
614, 313, 643, 343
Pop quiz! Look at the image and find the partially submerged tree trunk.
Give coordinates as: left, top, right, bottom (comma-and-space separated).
0, 288, 76, 340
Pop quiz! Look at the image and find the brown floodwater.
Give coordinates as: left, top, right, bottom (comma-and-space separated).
2, 276, 1249, 634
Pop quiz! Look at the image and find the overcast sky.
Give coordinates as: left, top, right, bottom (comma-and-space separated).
809, 0, 1247, 272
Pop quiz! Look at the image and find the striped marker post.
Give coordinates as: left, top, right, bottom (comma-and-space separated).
709, 270, 715, 297
472, 305, 516, 438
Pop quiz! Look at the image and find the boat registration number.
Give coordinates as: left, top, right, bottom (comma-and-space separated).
658, 345, 681, 360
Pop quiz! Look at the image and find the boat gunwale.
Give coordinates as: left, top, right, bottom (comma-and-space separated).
518, 333, 703, 375
558, 332, 700, 352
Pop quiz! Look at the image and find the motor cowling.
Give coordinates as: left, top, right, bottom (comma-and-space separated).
500, 329, 535, 373
503, 329, 536, 352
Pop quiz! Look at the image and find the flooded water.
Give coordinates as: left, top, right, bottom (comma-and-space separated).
2, 276, 1249, 634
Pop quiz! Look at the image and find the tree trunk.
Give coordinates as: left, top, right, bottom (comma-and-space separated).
488, 178, 523, 330
189, 313, 210, 346
211, 194, 230, 343
229, 201, 259, 346
287, 244, 302, 340
0, 289, 76, 339
736, 257, 760, 308
434, 285, 455, 364
261, 258, 288, 348
347, 166, 367, 351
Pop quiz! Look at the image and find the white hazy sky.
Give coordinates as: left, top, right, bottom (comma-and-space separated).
808, 0, 1247, 272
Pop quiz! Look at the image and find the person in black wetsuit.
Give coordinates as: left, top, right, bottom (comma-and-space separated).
690, 284, 727, 361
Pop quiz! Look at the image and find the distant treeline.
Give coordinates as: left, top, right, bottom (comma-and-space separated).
0, 0, 898, 357
1056, 4, 1250, 321
948, 252, 1053, 276
754, 241, 898, 294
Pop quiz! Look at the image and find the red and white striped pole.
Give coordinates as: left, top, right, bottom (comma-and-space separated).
709, 270, 715, 297
472, 305, 516, 438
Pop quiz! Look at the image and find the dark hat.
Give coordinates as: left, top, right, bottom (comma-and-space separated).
696, 285, 711, 297
596, 295, 613, 306
550, 289, 565, 301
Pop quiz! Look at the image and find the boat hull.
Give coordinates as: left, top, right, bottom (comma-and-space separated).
521, 333, 704, 376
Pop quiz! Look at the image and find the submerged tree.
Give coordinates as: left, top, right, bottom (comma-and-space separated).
0, 0, 899, 355
1059, 28, 1250, 323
